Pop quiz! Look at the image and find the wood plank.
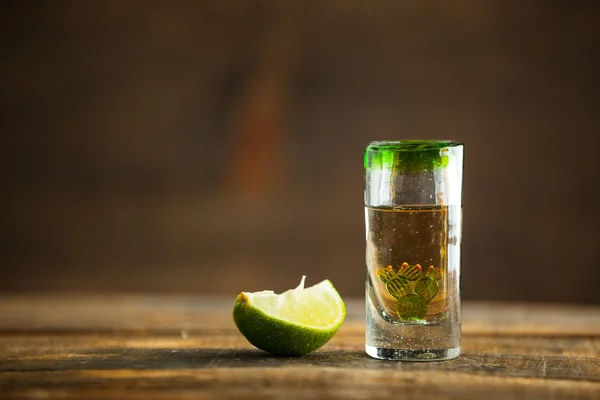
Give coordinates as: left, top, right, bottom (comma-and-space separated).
1, 347, 599, 380
1, 296, 599, 336
463, 302, 600, 336
1, 330, 599, 359
1, 366, 600, 400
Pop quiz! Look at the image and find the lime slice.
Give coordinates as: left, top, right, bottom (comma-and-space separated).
233, 276, 346, 356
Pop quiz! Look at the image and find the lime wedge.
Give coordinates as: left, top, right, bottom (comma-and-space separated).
233, 276, 346, 356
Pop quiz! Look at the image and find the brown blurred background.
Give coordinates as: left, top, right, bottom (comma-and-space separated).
1, 1, 599, 303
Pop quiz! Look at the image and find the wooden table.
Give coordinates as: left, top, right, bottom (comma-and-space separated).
0, 295, 599, 399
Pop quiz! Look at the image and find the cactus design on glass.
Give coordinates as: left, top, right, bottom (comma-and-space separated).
376, 263, 443, 321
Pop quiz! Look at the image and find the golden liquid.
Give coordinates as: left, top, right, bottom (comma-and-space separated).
366, 205, 449, 322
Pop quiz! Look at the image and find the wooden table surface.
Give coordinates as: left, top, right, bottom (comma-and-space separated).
0, 295, 599, 399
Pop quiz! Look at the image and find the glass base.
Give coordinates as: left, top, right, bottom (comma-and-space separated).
365, 345, 460, 361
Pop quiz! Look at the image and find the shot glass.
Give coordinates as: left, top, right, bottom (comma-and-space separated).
364, 140, 464, 361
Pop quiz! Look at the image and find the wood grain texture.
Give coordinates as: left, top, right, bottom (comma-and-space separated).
0, 296, 599, 399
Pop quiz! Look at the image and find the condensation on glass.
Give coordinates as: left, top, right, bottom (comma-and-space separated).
364, 140, 464, 361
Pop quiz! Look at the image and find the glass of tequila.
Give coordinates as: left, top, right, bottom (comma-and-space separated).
364, 140, 464, 361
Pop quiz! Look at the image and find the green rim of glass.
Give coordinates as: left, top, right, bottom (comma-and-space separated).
364, 140, 463, 172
